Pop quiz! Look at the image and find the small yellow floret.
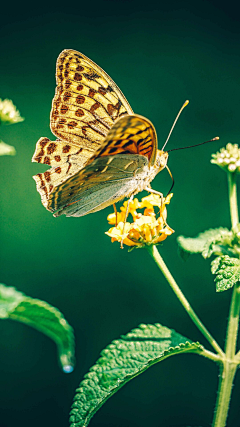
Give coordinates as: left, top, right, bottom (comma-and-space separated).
106, 193, 174, 248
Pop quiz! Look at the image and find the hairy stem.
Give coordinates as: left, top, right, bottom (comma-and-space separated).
228, 172, 239, 228
212, 284, 240, 427
146, 245, 224, 357
212, 171, 240, 427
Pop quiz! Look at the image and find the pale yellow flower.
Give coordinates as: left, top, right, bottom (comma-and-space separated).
106, 194, 174, 247
0, 98, 24, 125
211, 143, 240, 173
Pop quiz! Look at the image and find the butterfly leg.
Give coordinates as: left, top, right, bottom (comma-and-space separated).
145, 187, 164, 211
144, 187, 168, 226
120, 194, 134, 249
113, 203, 118, 226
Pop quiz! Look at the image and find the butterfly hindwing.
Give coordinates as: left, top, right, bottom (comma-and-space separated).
47, 154, 148, 216
32, 137, 96, 208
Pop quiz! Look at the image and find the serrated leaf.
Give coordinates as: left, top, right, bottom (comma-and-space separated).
0, 140, 16, 156
177, 228, 234, 260
70, 323, 204, 427
211, 256, 240, 292
0, 283, 75, 372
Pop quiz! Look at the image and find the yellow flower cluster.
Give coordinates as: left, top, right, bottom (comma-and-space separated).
106, 193, 174, 247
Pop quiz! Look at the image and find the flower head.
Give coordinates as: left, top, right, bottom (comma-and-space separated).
106, 193, 174, 248
211, 143, 240, 173
0, 98, 24, 125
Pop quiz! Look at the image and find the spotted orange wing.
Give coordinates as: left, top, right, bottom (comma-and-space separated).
92, 114, 157, 166
32, 49, 134, 210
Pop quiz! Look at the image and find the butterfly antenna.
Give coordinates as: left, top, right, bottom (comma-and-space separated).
161, 100, 189, 151
167, 136, 219, 153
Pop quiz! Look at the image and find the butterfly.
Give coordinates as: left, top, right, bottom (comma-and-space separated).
32, 49, 171, 218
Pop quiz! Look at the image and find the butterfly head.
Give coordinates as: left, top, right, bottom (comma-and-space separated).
155, 150, 169, 173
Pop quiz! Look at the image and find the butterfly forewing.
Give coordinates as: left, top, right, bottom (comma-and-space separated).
50, 49, 133, 148
93, 114, 157, 166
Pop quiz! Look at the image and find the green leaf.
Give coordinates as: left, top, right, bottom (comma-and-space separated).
211, 256, 240, 292
70, 323, 204, 427
177, 228, 235, 260
0, 140, 16, 156
0, 283, 75, 372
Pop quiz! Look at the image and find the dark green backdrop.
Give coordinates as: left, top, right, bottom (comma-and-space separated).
1, 1, 240, 426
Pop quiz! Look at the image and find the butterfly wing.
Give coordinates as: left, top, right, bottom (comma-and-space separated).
34, 115, 157, 216
33, 49, 135, 209
50, 49, 133, 147
46, 154, 148, 217
93, 114, 157, 166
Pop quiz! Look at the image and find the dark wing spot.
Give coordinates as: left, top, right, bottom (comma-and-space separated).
82, 126, 88, 136
123, 140, 135, 148
76, 95, 85, 104
108, 147, 119, 154
36, 173, 44, 186
44, 171, 51, 182
67, 121, 78, 129
37, 149, 44, 158
47, 143, 57, 154
90, 102, 100, 114
65, 80, 72, 89
76, 65, 84, 72
98, 87, 107, 95
54, 155, 61, 162
40, 138, 49, 148
42, 186, 48, 195
61, 105, 68, 114
55, 167, 62, 174
62, 145, 71, 153
74, 73, 82, 81
113, 139, 123, 146
64, 71, 69, 78
83, 71, 99, 80
107, 104, 115, 116
44, 156, 51, 165
63, 92, 71, 102
88, 88, 96, 98
49, 184, 53, 192
77, 84, 83, 91
75, 108, 84, 117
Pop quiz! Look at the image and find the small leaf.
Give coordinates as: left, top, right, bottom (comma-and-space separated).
0, 140, 16, 156
177, 228, 234, 260
0, 283, 75, 372
69, 323, 204, 427
211, 256, 240, 292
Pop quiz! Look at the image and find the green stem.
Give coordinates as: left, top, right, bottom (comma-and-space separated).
146, 245, 224, 357
212, 171, 240, 427
212, 284, 240, 427
228, 172, 239, 228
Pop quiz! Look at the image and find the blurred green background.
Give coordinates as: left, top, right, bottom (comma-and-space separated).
1, 1, 240, 426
